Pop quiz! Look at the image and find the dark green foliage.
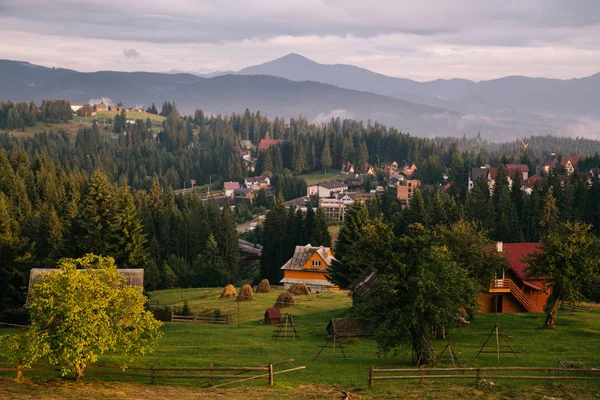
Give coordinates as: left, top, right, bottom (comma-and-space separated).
328, 201, 369, 288
354, 223, 479, 359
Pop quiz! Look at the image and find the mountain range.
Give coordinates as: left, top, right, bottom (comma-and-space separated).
1, 55, 599, 139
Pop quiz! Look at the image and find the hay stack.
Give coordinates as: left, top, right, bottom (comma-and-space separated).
220, 284, 237, 299
256, 279, 271, 293
287, 282, 310, 296
237, 284, 254, 302
274, 292, 295, 308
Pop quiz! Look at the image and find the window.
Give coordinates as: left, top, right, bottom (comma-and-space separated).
311, 260, 322, 267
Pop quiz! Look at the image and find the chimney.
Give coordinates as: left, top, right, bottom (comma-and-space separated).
496, 242, 503, 252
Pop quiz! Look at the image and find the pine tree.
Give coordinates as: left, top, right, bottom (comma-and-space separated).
540, 189, 559, 236
192, 234, 230, 287
110, 186, 148, 268
292, 143, 307, 174
216, 205, 239, 276
492, 165, 522, 242
329, 201, 369, 287
304, 206, 317, 244
357, 142, 369, 173
320, 138, 332, 173
312, 207, 332, 247
77, 171, 116, 255
261, 194, 289, 283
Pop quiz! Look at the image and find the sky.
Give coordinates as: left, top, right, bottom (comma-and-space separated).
0, 0, 599, 81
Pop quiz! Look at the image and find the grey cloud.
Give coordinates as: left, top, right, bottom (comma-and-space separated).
2, 0, 600, 46
123, 48, 140, 58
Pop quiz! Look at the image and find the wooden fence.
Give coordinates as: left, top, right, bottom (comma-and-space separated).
171, 314, 232, 325
368, 366, 600, 387
0, 359, 305, 388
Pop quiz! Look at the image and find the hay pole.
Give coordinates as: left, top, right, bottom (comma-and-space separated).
198, 359, 294, 386
209, 365, 306, 389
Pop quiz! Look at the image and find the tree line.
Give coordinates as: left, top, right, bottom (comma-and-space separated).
0, 100, 72, 130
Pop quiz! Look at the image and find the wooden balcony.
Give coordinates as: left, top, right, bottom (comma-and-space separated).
488, 278, 537, 312
489, 279, 511, 293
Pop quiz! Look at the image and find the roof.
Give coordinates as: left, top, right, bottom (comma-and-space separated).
28, 268, 144, 297
348, 267, 379, 300
319, 181, 347, 190
224, 181, 240, 190
234, 187, 253, 195
489, 164, 529, 180
258, 139, 282, 151
500, 243, 543, 289
327, 318, 374, 338
561, 156, 581, 168
522, 174, 544, 188
281, 244, 336, 271
470, 167, 489, 182
265, 308, 281, 319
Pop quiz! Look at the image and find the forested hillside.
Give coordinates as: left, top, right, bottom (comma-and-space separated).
3, 103, 600, 320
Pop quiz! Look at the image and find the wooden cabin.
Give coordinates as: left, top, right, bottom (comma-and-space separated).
478, 242, 550, 313
264, 308, 281, 325
279, 244, 338, 292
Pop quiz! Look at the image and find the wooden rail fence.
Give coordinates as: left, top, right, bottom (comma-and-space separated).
368, 366, 600, 387
171, 314, 232, 325
0, 359, 305, 388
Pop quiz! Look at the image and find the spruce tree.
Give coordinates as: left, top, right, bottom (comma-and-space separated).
328, 201, 369, 287
110, 186, 148, 268
320, 138, 332, 173
260, 195, 289, 283
304, 206, 317, 244
312, 207, 332, 247
77, 171, 116, 255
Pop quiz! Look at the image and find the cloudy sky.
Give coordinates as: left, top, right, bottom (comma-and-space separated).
1, 0, 599, 81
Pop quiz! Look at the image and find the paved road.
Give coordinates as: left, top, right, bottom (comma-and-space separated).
236, 217, 259, 233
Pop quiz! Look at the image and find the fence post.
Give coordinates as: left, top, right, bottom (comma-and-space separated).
170, 312, 174, 322
269, 363, 274, 386
547, 365, 551, 384
16, 361, 23, 381
476, 366, 480, 384
369, 365, 374, 388
150, 364, 155, 384
209, 363, 213, 386
420, 365, 424, 384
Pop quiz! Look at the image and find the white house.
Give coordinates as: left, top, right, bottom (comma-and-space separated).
307, 181, 348, 198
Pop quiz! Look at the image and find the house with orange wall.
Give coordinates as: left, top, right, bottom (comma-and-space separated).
479, 242, 551, 313
279, 244, 338, 291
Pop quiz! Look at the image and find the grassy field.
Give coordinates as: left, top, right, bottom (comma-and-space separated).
4, 110, 165, 138
1, 289, 599, 399
298, 170, 345, 186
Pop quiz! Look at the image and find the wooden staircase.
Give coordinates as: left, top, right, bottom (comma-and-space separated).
490, 279, 538, 312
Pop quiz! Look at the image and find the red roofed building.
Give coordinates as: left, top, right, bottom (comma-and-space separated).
479, 242, 550, 314
258, 139, 282, 152
561, 156, 581, 175
224, 181, 240, 197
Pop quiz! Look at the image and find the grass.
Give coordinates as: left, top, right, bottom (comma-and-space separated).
298, 170, 345, 186
4, 110, 165, 138
1, 289, 599, 399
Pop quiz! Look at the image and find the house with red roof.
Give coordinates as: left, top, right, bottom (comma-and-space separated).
258, 139, 282, 152
479, 242, 550, 313
561, 156, 581, 175
224, 181, 240, 197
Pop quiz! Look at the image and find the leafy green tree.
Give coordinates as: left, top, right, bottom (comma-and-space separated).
439, 220, 506, 315
354, 224, 479, 361
527, 222, 600, 328
2, 254, 162, 379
